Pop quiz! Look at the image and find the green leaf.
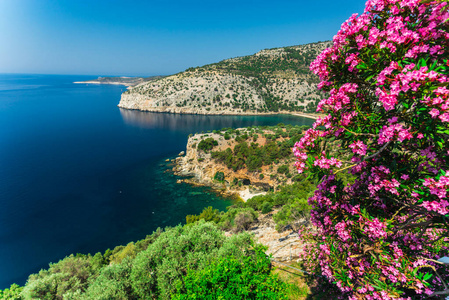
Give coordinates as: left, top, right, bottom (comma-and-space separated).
423, 273, 433, 281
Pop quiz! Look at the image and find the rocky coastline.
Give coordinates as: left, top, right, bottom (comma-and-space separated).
118, 95, 320, 119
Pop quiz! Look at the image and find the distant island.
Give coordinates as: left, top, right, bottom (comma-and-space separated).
119, 41, 331, 115
74, 75, 164, 87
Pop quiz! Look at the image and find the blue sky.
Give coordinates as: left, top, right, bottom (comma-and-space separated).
0, 0, 366, 76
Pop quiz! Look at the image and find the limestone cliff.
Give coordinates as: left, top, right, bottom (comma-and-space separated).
119, 41, 331, 115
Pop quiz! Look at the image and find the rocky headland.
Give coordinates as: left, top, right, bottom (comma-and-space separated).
119, 41, 331, 115
173, 125, 307, 201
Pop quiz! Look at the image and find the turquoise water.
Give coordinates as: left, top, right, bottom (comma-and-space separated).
0, 74, 314, 288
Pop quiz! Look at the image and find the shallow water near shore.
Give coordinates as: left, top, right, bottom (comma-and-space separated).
0, 74, 314, 288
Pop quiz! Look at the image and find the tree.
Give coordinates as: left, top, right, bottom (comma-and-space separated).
197, 137, 218, 152
294, 0, 449, 298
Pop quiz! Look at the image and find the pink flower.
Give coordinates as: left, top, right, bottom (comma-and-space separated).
429, 108, 440, 118
439, 113, 449, 122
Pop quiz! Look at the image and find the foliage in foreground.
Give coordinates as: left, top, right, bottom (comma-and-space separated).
293, 0, 449, 298
2, 221, 286, 300
173, 245, 287, 300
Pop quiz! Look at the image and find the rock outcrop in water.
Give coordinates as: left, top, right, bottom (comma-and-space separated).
119, 41, 331, 115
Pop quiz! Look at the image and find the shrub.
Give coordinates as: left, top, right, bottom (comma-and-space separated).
261, 201, 273, 214
81, 259, 135, 300
219, 207, 258, 232
0, 284, 23, 300
21, 254, 104, 299
277, 165, 289, 174
186, 206, 221, 224
130, 221, 254, 299
214, 171, 225, 182
197, 137, 218, 152
172, 245, 287, 300
294, 0, 449, 298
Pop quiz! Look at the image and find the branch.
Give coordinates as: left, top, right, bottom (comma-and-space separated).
399, 220, 433, 230
334, 142, 391, 174
363, 141, 391, 161
341, 126, 377, 137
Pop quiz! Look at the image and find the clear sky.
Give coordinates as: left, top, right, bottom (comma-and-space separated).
0, 0, 366, 76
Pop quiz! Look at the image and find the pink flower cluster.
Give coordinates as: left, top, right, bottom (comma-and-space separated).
349, 140, 367, 156
420, 171, 449, 215
363, 218, 388, 239
423, 171, 449, 199
368, 165, 401, 196
376, 65, 449, 112
313, 156, 342, 169
421, 85, 449, 122
292, 128, 329, 173
316, 83, 359, 112
378, 123, 413, 144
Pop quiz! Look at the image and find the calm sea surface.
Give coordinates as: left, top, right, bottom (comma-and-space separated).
0, 74, 314, 288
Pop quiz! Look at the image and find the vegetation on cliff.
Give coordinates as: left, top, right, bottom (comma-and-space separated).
181, 124, 342, 232
2, 222, 288, 300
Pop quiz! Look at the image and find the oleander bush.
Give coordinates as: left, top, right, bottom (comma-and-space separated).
293, 0, 449, 298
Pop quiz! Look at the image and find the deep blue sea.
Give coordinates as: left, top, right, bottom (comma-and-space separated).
0, 74, 314, 288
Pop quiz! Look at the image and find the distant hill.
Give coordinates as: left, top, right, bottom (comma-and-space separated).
119, 41, 331, 115
74, 75, 164, 87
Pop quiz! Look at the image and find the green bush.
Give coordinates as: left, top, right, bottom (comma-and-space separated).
219, 207, 258, 232
81, 258, 135, 300
130, 221, 254, 299
21, 254, 105, 299
0, 284, 23, 300
172, 245, 287, 300
273, 199, 310, 231
186, 206, 221, 224
214, 171, 225, 182
277, 165, 289, 174
261, 202, 273, 214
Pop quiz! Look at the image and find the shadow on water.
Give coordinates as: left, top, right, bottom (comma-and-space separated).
119, 108, 315, 132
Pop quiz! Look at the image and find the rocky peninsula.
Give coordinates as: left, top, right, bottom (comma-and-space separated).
173, 125, 308, 201
74, 75, 163, 87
